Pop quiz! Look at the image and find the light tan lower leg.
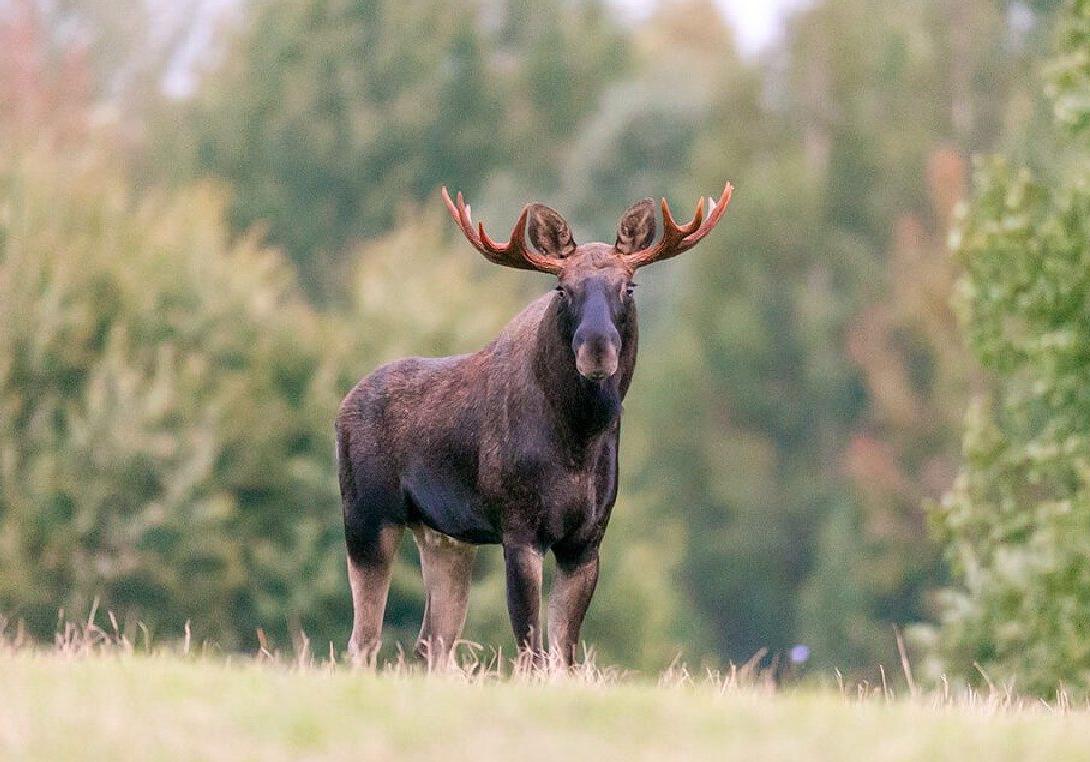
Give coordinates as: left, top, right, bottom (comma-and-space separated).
547, 553, 599, 667
412, 525, 477, 669
347, 524, 404, 665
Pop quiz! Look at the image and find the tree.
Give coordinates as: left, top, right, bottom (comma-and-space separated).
803, 149, 974, 667
934, 0, 1090, 695
178, 0, 625, 300
0, 149, 347, 649
0, 0, 209, 148
179, 0, 506, 297
639, 0, 1033, 669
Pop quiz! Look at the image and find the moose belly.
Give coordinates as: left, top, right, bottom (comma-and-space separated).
402, 464, 500, 544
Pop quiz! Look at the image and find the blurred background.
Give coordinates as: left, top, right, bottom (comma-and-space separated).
0, 0, 1075, 679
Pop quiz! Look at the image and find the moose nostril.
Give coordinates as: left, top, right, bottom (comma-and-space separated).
574, 334, 620, 381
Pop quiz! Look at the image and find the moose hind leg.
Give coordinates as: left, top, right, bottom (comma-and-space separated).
412, 525, 476, 669
346, 523, 404, 666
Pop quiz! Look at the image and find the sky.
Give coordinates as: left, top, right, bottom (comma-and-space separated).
610, 0, 811, 56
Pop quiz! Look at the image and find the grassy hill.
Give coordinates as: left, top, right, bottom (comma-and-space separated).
4, 651, 1090, 761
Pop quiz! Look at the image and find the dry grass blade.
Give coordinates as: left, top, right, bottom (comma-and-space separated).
2, 610, 1089, 716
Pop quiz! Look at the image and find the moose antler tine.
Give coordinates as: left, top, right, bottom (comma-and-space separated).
660, 196, 677, 233
682, 183, 733, 245
457, 195, 478, 243
658, 196, 687, 251
441, 185, 459, 222
720, 182, 734, 209
686, 196, 706, 234
457, 192, 469, 225
478, 220, 500, 251
700, 182, 733, 231
661, 195, 703, 237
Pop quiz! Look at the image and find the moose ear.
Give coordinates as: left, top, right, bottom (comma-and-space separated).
526, 204, 576, 258
615, 198, 657, 254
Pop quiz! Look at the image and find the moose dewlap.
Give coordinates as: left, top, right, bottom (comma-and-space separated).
336, 183, 733, 667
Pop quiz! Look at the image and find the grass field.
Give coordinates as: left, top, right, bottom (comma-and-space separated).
4, 649, 1090, 761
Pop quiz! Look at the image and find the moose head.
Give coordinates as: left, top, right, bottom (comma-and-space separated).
441, 183, 734, 382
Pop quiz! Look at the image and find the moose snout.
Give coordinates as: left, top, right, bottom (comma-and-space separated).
573, 328, 620, 381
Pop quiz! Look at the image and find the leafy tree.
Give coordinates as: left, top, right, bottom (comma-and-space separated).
641, 0, 1034, 669
803, 149, 974, 667
550, 0, 741, 238
0, 0, 210, 157
0, 149, 347, 648
178, 0, 625, 299
935, 0, 1090, 695
0, 1, 95, 147
488, 0, 627, 189
178, 0, 506, 297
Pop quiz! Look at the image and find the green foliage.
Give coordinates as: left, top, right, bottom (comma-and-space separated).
934, 0, 1090, 694
0, 150, 347, 647
936, 14, 1090, 687
2, 0, 1072, 677
182, 0, 506, 296
635, 0, 1030, 670
181, 0, 624, 298
1046, 0, 1090, 132
494, 0, 627, 183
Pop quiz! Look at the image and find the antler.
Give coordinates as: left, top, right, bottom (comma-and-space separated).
622, 182, 734, 269
441, 186, 564, 275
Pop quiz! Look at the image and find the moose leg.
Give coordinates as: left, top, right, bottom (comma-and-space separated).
411, 525, 477, 670
548, 548, 600, 667
346, 523, 403, 665
503, 542, 544, 663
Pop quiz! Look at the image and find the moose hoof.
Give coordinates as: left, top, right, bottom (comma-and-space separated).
347, 637, 380, 667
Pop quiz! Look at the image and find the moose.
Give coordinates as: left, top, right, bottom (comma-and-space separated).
336, 182, 733, 667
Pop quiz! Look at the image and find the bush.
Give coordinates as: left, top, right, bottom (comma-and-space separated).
0, 149, 346, 648
935, 0, 1090, 694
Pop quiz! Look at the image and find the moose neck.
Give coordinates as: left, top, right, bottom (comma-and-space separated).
533, 292, 638, 442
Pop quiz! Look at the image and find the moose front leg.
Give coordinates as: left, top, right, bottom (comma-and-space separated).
503, 542, 544, 663
548, 548, 599, 667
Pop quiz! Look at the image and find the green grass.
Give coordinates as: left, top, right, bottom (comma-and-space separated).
4, 652, 1090, 761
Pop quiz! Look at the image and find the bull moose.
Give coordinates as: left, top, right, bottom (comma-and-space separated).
336, 183, 733, 667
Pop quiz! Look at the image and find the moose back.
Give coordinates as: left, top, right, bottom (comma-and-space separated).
336, 183, 732, 666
